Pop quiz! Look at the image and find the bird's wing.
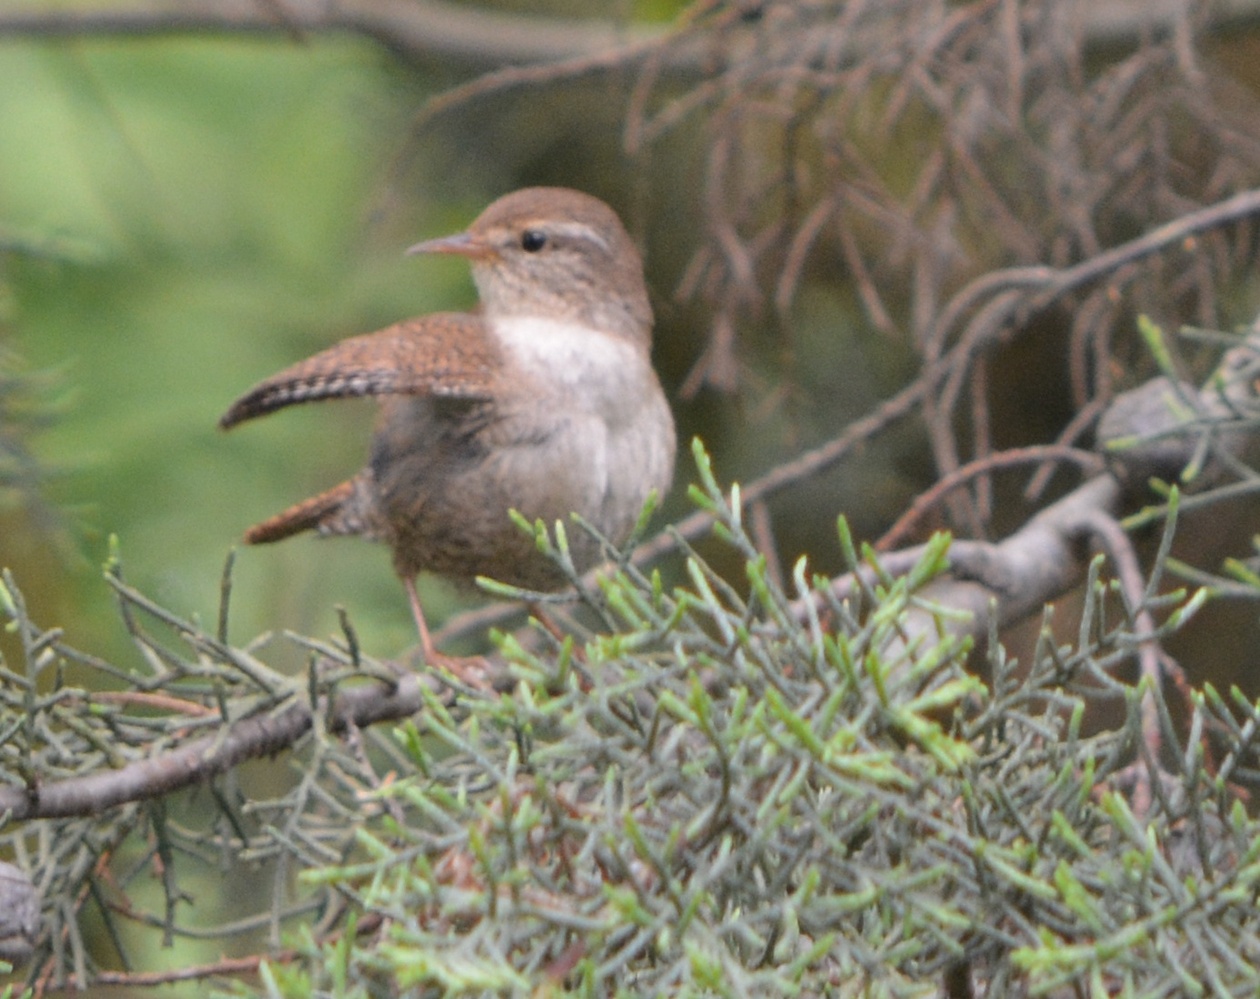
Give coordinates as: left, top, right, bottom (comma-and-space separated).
219, 312, 500, 429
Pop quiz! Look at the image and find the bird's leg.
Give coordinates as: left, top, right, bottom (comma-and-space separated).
403, 575, 437, 663
404, 575, 491, 689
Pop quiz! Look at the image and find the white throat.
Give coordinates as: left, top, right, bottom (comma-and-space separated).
491, 314, 651, 418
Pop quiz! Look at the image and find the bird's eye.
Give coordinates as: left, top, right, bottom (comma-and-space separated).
520, 229, 547, 252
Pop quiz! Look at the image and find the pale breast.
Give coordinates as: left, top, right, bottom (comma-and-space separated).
493, 317, 650, 419
491, 315, 676, 542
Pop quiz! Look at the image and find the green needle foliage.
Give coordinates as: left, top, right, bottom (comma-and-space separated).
241, 449, 1260, 997
2, 444, 1260, 996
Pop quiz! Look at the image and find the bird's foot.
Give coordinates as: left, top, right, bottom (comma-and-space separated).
422, 650, 495, 692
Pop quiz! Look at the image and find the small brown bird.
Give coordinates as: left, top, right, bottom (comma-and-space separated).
220, 187, 676, 660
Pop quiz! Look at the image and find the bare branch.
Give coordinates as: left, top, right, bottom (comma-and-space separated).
0, 667, 440, 821
820, 327, 1260, 653
0, 0, 665, 69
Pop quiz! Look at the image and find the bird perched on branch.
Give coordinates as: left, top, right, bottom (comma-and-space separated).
220, 187, 676, 663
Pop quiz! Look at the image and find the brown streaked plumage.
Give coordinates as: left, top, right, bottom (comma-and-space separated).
219, 314, 500, 429
220, 187, 676, 662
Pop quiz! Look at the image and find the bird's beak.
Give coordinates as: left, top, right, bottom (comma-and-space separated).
406, 231, 495, 259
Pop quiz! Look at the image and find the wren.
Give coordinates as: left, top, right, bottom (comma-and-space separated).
220, 187, 677, 659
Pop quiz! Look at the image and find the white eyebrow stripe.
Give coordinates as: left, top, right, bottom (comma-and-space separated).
546, 221, 611, 253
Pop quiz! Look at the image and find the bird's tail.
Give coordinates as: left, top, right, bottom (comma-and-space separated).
243, 478, 364, 544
